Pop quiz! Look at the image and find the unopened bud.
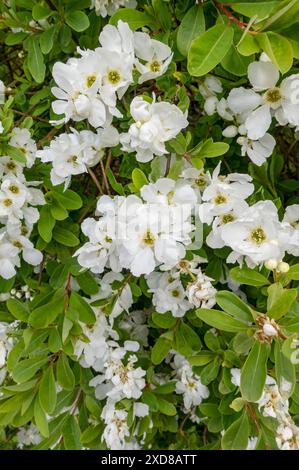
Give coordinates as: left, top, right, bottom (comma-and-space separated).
265, 259, 278, 270
278, 261, 289, 273
222, 125, 238, 138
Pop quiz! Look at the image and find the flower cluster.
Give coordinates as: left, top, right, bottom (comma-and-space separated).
75, 177, 197, 277
0, 127, 44, 279
199, 163, 299, 269
231, 369, 299, 450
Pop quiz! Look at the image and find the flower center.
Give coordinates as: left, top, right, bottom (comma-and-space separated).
13, 240, 23, 248
250, 227, 267, 245
195, 177, 206, 188
9, 184, 20, 194
213, 193, 227, 205
107, 70, 121, 85
6, 162, 16, 171
86, 74, 96, 88
221, 213, 235, 224
68, 155, 78, 164
21, 226, 28, 236
171, 289, 180, 298
150, 60, 161, 73
143, 230, 156, 246
3, 198, 12, 207
265, 87, 281, 104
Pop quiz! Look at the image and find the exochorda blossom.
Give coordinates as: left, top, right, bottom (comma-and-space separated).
51, 21, 173, 129
187, 268, 217, 309
173, 354, 209, 409
75, 179, 197, 277
120, 96, 188, 162
90, 0, 137, 17
146, 270, 191, 318
36, 126, 119, 187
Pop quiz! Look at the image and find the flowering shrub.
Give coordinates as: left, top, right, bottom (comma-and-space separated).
1, 0, 299, 451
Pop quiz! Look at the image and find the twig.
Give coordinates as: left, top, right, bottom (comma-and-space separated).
215, 2, 256, 33
12, 109, 49, 124
100, 160, 111, 195
164, 154, 171, 176
64, 272, 71, 311
88, 168, 104, 194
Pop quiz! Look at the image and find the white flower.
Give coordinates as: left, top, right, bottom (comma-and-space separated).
146, 270, 191, 317
220, 200, 285, 268
227, 58, 299, 140
198, 163, 254, 225
0, 233, 19, 279
173, 354, 209, 409
134, 32, 173, 84
16, 425, 41, 449
37, 127, 119, 187
120, 96, 188, 162
9, 127, 37, 168
187, 268, 217, 309
101, 402, 131, 450
230, 368, 241, 387
91, 0, 137, 17
282, 204, 299, 256
237, 132, 276, 166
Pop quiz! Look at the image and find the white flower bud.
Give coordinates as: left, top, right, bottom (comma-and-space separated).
263, 322, 278, 337
204, 96, 218, 115
277, 261, 289, 273
265, 259, 278, 270
222, 125, 238, 138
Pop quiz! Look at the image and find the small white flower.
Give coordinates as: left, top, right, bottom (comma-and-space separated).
120, 95, 188, 162
134, 32, 173, 84
187, 268, 217, 309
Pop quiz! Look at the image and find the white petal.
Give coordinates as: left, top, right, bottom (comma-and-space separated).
248, 61, 279, 91
245, 104, 272, 140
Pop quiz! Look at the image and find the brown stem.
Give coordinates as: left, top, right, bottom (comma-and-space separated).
100, 160, 111, 195
216, 2, 256, 33
64, 272, 71, 311
88, 168, 104, 195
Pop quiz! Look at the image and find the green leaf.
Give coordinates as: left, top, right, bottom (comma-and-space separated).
177, 5, 205, 57
151, 336, 172, 365
76, 271, 99, 295
39, 26, 56, 54
152, 0, 172, 31
231, 1, 278, 19
188, 351, 215, 366
5, 32, 28, 46
2, 144, 26, 164
132, 168, 148, 190
152, 311, 176, 329
189, 138, 229, 159
27, 36, 46, 83
28, 292, 64, 328
240, 341, 270, 401
174, 322, 201, 356
157, 398, 177, 416
109, 8, 154, 30
142, 391, 158, 412
32, 4, 52, 20
62, 415, 82, 449
106, 168, 125, 195
69, 291, 96, 324
221, 44, 252, 76
38, 205, 56, 243
52, 190, 83, 211
267, 286, 297, 320
216, 291, 253, 322
65, 11, 90, 32
188, 24, 234, 76
34, 397, 49, 438
81, 425, 102, 445
274, 340, 295, 397
56, 354, 75, 391
12, 356, 48, 383
287, 264, 299, 280
196, 308, 250, 332
257, 32, 293, 74
230, 267, 270, 287
38, 366, 57, 414
221, 413, 249, 450
53, 226, 80, 247
6, 298, 28, 321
